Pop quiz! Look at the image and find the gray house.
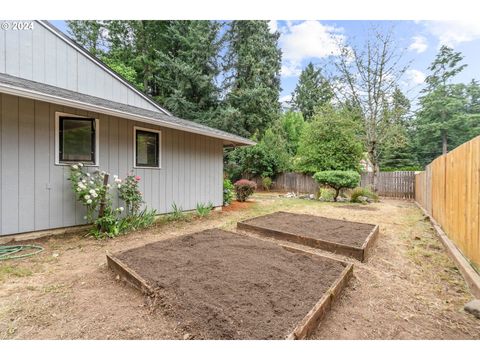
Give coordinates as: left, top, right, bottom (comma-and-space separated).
0, 20, 253, 237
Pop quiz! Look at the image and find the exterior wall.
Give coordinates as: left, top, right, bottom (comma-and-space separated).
0, 93, 224, 236
0, 21, 161, 112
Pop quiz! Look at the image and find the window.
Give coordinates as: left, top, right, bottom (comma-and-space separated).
55, 113, 99, 165
134, 127, 161, 168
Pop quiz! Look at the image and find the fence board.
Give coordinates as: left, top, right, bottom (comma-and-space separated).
253, 171, 415, 198
360, 171, 416, 199
415, 136, 480, 269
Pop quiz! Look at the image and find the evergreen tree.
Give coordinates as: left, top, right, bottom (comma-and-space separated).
105, 21, 171, 96
153, 21, 223, 121
414, 46, 480, 165
69, 21, 223, 123
222, 20, 282, 137
291, 62, 333, 120
67, 21, 105, 57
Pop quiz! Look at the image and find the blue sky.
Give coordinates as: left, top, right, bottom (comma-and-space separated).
52, 20, 480, 108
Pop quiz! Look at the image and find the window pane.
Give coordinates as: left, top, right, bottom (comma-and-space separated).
61, 118, 94, 162
136, 130, 159, 167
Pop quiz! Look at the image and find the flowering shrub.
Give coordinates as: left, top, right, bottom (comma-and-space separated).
68, 163, 155, 239
115, 173, 143, 215
69, 163, 110, 223
234, 179, 257, 202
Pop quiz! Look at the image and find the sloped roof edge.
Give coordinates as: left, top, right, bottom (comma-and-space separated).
0, 72, 255, 146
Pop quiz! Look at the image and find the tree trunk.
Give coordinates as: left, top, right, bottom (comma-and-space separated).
442, 130, 448, 155
333, 188, 340, 202
368, 142, 379, 193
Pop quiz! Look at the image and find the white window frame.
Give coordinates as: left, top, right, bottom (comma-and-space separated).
133, 126, 162, 169
55, 112, 100, 166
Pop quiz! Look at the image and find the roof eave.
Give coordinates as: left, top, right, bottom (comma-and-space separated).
0, 82, 255, 146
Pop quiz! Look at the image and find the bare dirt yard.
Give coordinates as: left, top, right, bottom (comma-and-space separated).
1, 194, 479, 339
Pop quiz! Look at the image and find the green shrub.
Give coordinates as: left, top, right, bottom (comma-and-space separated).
120, 208, 157, 231
223, 179, 235, 206
234, 179, 257, 202
262, 177, 273, 191
350, 187, 379, 203
196, 202, 213, 217
225, 128, 290, 180
90, 207, 157, 239
317, 188, 335, 201
313, 171, 360, 202
295, 105, 363, 174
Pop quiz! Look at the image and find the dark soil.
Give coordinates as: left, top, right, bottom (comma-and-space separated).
115, 228, 346, 339
241, 211, 375, 247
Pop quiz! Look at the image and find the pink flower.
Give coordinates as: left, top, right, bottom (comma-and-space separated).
135, 176, 141, 181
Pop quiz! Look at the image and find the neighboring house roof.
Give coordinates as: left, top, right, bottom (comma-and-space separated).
39, 20, 172, 116
0, 72, 255, 146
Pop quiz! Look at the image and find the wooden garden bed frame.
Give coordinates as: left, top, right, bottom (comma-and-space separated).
237, 212, 379, 262
106, 231, 353, 340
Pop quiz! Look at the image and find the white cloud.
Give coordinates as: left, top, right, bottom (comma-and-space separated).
425, 20, 480, 46
405, 69, 426, 86
279, 21, 346, 63
268, 20, 278, 34
408, 36, 428, 53
281, 61, 302, 77
279, 94, 292, 104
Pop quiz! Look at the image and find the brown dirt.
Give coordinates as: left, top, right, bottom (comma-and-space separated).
241, 211, 375, 247
1, 195, 479, 339
114, 228, 346, 339
221, 200, 253, 212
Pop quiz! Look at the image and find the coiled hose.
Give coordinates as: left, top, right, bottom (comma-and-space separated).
0, 245, 44, 260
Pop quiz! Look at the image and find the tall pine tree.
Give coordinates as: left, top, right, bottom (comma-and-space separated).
291, 62, 333, 120
414, 46, 480, 165
221, 20, 282, 138
68, 21, 223, 124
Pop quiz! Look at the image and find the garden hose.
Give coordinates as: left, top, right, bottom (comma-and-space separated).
0, 245, 44, 261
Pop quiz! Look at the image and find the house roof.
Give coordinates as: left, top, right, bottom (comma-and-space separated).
0, 72, 255, 146
39, 20, 173, 116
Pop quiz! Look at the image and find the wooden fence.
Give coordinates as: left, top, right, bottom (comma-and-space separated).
415, 136, 480, 268
254, 171, 416, 198
254, 172, 319, 194
360, 171, 416, 199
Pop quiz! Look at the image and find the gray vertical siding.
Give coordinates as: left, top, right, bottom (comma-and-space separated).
0, 93, 224, 236
0, 21, 162, 113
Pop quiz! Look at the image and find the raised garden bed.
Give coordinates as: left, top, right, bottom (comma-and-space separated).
237, 211, 379, 262
106, 228, 352, 339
